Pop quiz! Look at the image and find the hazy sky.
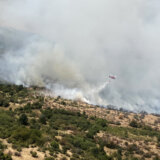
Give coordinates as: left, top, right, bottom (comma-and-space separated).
0, 0, 160, 113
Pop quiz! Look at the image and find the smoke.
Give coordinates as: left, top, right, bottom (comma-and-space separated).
0, 0, 160, 113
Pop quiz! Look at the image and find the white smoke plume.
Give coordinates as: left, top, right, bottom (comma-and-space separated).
0, 0, 160, 113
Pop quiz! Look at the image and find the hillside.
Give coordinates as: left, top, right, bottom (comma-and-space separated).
0, 84, 160, 160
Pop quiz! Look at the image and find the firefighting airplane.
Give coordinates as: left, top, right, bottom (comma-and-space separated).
108, 75, 116, 80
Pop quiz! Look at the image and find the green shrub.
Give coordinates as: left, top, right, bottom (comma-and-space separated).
19, 114, 28, 125
129, 120, 139, 128
39, 114, 47, 124
0, 97, 9, 108
86, 125, 101, 139
14, 152, 21, 157
0, 151, 12, 160
10, 127, 44, 147
128, 144, 139, 153
96, 119, 107, 128
0, 141, 6, 151
31, 102, 43, 109
50, 141, 59, 151
157, 135, 160, 142
61, 101, 66, 105
30, 151, 38, 158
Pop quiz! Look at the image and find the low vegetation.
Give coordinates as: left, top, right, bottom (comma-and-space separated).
0, 83, 160, 159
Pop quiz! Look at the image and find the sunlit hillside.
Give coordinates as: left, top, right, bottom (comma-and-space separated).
0, 84, 160, 160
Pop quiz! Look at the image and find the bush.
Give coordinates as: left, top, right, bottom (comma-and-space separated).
0, 97, 9, 108
30, 151, 38, 158
3, 100, 10, 108
10, 127, 44, 147
39, 114, 47, 124
105, 141, 119, 149
157, 135, 160, 142
129, 120, 139, 128
50, 141, 59, 151
86, 125, 100, 139
0, 141, 6, 150
14, 152, 21, 157
19, 114, 28, 125
61, 101, 66, 105
0, 151, 12, 160
128, 144, 139, 153
68, 135, 95, 150
31, 102, 43, 109
96, 119, 107, 128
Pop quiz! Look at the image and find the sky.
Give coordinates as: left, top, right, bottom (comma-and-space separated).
0, 0, 160, 113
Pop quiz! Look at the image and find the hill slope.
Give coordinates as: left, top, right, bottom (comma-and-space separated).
0, 84, 160, 160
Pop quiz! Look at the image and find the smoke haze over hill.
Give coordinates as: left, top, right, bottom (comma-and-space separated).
0, 0, 160, 113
